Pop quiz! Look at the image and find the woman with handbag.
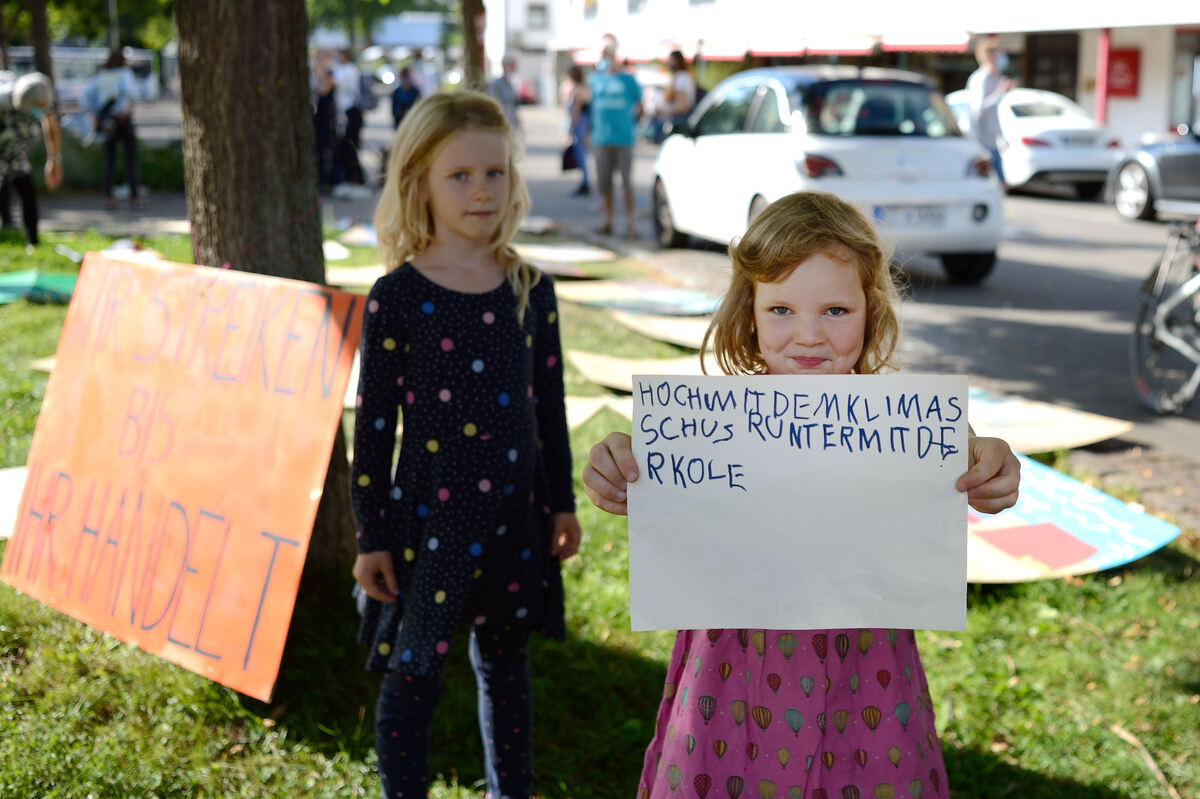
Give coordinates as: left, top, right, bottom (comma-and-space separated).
562, 65, 591, 196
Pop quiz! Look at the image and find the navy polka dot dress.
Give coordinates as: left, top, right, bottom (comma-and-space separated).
351, 264, 575, 676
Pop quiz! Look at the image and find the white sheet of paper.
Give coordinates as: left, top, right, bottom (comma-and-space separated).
627, 374, 969, 632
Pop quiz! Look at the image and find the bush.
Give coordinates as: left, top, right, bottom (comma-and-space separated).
35, 134, 185, 192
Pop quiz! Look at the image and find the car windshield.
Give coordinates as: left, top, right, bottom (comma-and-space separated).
800, 80, 961, 137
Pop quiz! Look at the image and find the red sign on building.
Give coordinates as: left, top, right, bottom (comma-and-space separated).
1108, 48, 1140, 98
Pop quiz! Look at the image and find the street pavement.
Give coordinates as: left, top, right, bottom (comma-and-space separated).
36, 101, 1199, 539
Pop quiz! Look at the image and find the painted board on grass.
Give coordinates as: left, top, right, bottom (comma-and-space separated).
0, 253, 363, 702
967, 454, 1179, 583
627, 374, 969, 632
967, 386, 1133, 455
555, 280, 721, 316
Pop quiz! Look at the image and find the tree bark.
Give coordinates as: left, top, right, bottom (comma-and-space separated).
461, 0, 485, 90
175, 0, 357, 634
27, 0, 51, 79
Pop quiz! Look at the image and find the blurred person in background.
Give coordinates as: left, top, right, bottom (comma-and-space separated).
588, 35, 642, 237
487, 55, 522, 134
662, 50, 696, 133
332, 49, 366, 188
563, 64, 591, 196
0, 72, 62, 251
966, 39, 1014, 185
391, 66, 421, 130
311, 51, 339, 194
82, 49, 139, 209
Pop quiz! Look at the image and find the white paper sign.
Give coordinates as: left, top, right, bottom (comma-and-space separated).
627, 374, 968, 633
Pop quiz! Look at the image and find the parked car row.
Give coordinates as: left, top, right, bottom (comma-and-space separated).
649, 66, 1200, 285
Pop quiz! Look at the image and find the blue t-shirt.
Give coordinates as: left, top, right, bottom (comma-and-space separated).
588, 71, 642, 147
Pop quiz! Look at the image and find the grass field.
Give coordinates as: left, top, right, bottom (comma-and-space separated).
1, 231, 1197, 798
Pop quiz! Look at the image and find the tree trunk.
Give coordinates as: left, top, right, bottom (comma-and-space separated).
27, 0, 51, 80
175, 0, 358, 682
461, 0, 485, 91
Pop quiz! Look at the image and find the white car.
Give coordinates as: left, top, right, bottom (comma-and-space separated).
654, 66, 1004, 284
945, 87, 1120, 199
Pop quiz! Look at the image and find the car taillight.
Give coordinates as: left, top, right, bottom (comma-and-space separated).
1020, 136, 1051, 147
798, 154, 843, 178
967, 156, 990, 178
1106, 138, 1121, 149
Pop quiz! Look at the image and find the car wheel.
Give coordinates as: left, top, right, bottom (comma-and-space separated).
748, 195, 768, 226
1114, 162, 1155, 220
940, 252, 996, 285
652, 178, 688, 248
1074, 181, 1105, 201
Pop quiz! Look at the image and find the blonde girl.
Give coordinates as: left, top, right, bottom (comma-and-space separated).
583, 191, 1019, 798
352, 90, 581, 799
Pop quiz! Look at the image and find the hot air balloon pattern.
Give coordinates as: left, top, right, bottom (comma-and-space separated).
784, 708, 803, 735
887, 747, 901, 767
834, 633, 851, 662
894, 702, 910, 730
908, 779, 923, 799
632, 628, 948, 799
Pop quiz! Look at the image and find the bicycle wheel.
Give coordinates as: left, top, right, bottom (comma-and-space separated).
1130, 242, 1200, 413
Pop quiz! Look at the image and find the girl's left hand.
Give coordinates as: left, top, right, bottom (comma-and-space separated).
957, 435, 1021, 514
550, 512, 582, 560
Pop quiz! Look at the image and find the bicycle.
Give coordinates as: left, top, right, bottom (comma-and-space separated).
1130, 217, 1200, 413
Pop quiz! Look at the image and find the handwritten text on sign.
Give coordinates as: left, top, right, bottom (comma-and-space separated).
627, 374, 968, 633
0, 253, 363, 701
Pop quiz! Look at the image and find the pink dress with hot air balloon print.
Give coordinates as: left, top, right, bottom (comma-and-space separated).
637, 628, 947, 799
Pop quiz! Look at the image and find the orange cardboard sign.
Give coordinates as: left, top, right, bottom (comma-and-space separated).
0, 253, 363, 701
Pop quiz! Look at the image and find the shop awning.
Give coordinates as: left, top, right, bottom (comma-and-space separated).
880, 30, 971, 53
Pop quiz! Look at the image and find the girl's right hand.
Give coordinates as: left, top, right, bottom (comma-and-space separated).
353, 550, 400, 603
582, 432, 638, 516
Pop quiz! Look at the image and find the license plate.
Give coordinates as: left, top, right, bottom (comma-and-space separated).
1063, 135, 1096, 147
873, 205, 945, 228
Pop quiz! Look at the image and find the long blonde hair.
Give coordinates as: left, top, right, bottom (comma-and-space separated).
702, 191, 902, 376
374, 90, 540, 320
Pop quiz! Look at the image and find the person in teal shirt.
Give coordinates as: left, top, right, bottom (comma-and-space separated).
587, 36, 642, 237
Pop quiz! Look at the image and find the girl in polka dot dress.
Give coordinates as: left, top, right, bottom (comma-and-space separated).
351, 91, 581, 799
581, 192, 1021, 799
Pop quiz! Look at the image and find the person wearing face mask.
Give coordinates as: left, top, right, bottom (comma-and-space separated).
966, 40, 1014, 186
0, 71, 62, 252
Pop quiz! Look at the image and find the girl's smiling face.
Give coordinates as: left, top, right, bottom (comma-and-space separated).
753, 249, 867, 376
421, 128, 511, 245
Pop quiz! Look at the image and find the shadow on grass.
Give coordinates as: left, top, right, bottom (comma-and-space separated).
944, 748, 1133, 799
238, 566, 666, 798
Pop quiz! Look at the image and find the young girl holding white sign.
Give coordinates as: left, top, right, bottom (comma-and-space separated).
350, 90, 581, 799
582, 191, 1020, 799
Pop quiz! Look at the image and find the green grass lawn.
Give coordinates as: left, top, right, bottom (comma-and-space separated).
1, 231, 1198, 798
